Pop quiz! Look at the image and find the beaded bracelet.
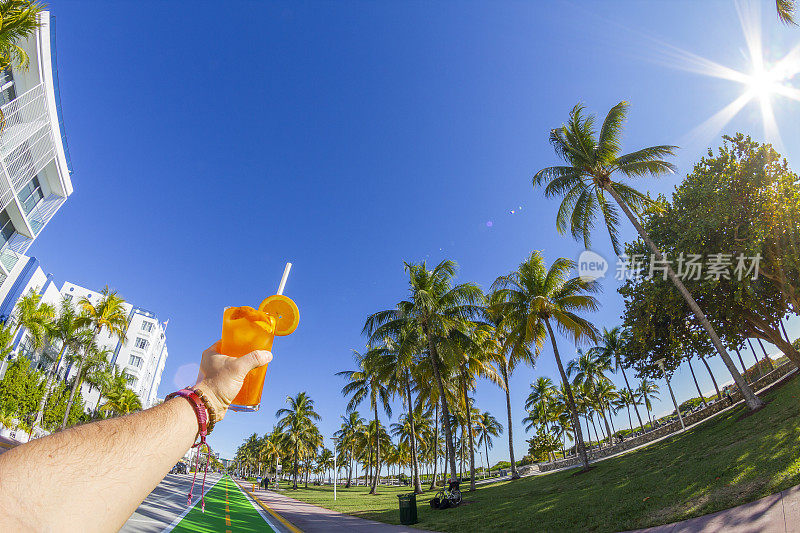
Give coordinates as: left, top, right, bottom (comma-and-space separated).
188, 387, 217, 433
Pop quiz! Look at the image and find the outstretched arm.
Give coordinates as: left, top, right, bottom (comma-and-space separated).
0, 342, 272, 532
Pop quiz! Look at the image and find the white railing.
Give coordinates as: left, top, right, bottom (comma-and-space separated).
0, 83, 57, 213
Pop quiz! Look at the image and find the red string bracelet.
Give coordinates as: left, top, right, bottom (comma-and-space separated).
165, 388, 213, 512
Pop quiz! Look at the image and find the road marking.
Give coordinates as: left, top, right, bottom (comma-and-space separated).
160, 474, 222, 533
225, 477, 232, 527
236, 481, 303, 533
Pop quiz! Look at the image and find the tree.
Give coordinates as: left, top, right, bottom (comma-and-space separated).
375, 328, 426, 494
481, 310, 529, 480
276, 392, 320, 489
32, 296, 88, 429
338, 347, 392, 494
637, 379, 660, 425
474, 411, 502, 474
591, 327, 645, 431
99, 386, 141, 416
777, 0, 796, 24
491, 251, 599, 471
334, 411, 366, 488
8, 290, 54, 355
533, 102, 763, 410
364, 259, 483, 484
62, 287, 127, 427
0, 1, 43, 71
624, 136, 800, 372
0, 356, 41, 426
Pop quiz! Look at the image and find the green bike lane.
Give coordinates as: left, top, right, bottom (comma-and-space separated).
170, 474, 282, 532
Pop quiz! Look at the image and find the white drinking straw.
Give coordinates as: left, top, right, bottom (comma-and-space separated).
277, 263, 292, 295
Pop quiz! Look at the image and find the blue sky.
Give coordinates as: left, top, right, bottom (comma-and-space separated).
33, 1, 799, 463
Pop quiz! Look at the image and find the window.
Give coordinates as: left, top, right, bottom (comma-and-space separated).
0, 209, 15, 248
141, 321, 153, 332
64, 294, 73, 302
128, 355, 143, 368
124, 373, 138, 389
134, 337, 149, 350
17, 176, 44, 215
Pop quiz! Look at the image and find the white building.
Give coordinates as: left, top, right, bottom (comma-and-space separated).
0, 12, 73, 293
0, 257, 169, 411
61, 282, 169, 409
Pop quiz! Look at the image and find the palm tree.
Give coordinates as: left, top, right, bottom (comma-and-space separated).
491, 251, 599, 471
338, 347, 392, 494
375, 329, 425, 494
456, 326, 500, 489
0, 1, 43, 71
276, 392, 321, 489
62, 287, 128, 426
61, 342, 113, 428
483, 308, 532, 480
32, 297, 88, 429
364, 259, 483, 484
335, 411, 366, 487
614, 388, 642, 431
92, 365, 127, 415
777, 0, 796, 24
474, 411, 502, 474
99, 386, 142, 415
533, 102, 763, 410
390, 404, 432, 491
8, 290, 54, 356
525, 377, 555, 411
591, 327, 645, 431
637, 379, 660, 426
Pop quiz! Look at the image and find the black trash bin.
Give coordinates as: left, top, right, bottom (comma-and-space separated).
398, 493, 418, 525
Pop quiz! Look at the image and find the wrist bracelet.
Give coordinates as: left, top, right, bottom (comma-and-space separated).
166, 389, 209, 437
188, 387, 217, 434
166, 388, 214, 513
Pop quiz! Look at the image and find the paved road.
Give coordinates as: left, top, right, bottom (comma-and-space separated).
121, 472, 222, 532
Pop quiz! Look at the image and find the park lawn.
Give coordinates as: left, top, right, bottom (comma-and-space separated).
285, 373, 800, 532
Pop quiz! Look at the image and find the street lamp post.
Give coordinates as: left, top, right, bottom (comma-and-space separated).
656, 358, 685, 431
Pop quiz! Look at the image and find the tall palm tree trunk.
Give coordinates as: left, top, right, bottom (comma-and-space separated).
429, 401, 439, 490
293, 442, 299, 489
484, 434, 490, 475
405, 376, 423, 494
755, 338, 775, 370
619, 365, 644, 430
425, 336, 458, 482
545, 320, 590, 470
461, 376, 477, 491
370, 404, 379, 494
499, 362, 519, 479
600, 408, 613, 441
61, 353, 86, 429
734, 347, 748, 376
625, 404, 633, 430
605, 185, 763, 410
687, 358, 708, 407
700, 357, 722, 401
33, 344, 68, 429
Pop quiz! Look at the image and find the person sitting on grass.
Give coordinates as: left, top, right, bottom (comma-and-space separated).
0, 342, 271, 532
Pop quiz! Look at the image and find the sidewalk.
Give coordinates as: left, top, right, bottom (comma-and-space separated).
630, 483, 800, 533
238, 481, 432, 532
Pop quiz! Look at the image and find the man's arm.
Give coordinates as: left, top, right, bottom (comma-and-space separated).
0, 342, 272, 532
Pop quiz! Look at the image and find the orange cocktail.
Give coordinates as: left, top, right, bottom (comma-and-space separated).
222, 294, 299, 412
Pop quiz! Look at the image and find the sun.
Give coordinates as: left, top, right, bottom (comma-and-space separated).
745, 67, 781, 100
644, 0, 800, 151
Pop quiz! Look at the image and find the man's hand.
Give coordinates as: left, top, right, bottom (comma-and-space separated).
193, 341, 272, 421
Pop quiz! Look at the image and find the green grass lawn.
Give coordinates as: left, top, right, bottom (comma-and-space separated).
283, 373, 800, 532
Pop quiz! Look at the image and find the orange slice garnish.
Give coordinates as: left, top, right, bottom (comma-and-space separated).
258, 295, 299, 336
